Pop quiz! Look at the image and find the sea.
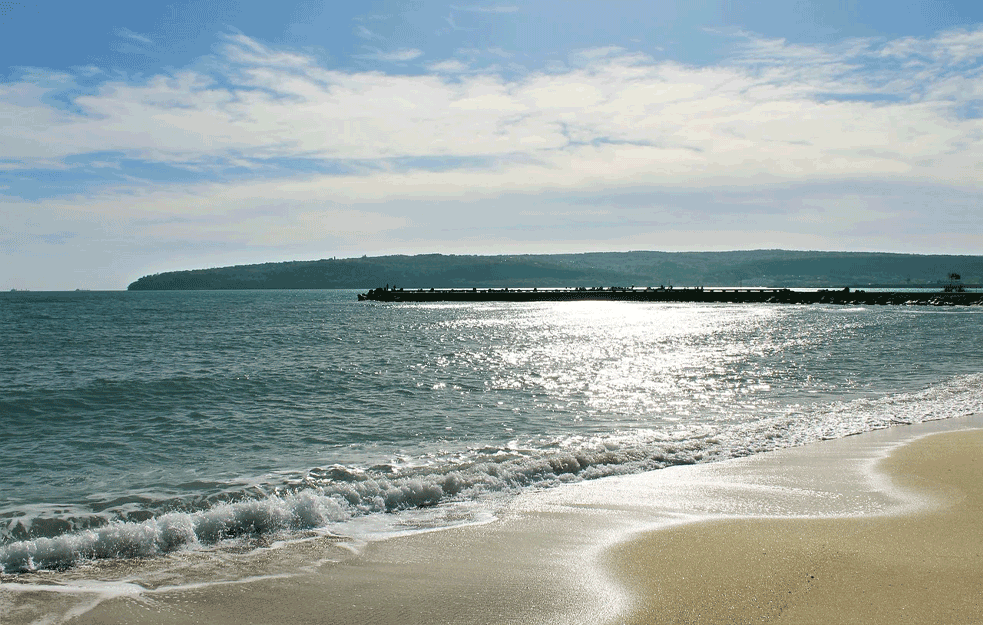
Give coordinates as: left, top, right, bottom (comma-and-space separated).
2, 289, 982, 575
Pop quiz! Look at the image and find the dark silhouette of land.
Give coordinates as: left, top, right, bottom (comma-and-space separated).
358, 286, 983, 306
127, 250, 983, 291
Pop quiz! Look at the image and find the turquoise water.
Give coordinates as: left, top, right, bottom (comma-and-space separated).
1, 290, 981, 573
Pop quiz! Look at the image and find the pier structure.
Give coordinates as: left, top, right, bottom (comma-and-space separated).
358, 286, 983, 306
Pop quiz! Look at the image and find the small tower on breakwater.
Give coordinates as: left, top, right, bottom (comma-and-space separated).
944, 273, 966, 293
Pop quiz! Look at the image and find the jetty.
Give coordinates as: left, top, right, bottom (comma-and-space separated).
358, 286, 983, 306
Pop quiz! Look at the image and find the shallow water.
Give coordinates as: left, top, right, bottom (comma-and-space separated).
1, 290, 981, 573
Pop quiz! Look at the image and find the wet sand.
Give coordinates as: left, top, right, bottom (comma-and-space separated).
3, 417, 981, 625
611, 429, 983, 623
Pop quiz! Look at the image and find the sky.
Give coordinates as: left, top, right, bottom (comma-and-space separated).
2, 0, 983, 289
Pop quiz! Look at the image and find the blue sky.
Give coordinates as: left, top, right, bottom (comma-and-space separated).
3, 0, 983, 289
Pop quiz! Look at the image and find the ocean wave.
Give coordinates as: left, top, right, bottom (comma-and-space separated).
0, 440, 701, 573
3, 373, 981, 575
0, 491, 351, 574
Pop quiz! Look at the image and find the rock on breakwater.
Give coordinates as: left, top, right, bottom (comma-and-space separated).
358, 286, 983, 306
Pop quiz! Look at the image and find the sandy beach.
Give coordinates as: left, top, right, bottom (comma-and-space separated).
610, 428, 983, 624
3, 416, 981, 625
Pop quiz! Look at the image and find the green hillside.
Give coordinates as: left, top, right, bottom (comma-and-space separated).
127, 250, 983, 290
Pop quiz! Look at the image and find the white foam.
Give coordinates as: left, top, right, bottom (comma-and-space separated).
3, 373, 981, 575
0, 491, 351, 574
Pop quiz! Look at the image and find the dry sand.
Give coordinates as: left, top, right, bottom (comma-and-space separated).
610, 430, 983, 624
3, 421, 981, 625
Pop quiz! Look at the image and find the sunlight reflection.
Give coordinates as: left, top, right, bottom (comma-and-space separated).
467, 303, 786, 433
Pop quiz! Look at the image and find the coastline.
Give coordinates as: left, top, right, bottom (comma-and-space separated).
610, 428, 983, 624
3, 415, 981, 625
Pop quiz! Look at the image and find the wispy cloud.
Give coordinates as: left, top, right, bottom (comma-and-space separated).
427, 59, 470, 73
4, 26, 983, 272
442, 13, 473, 32
354, 25, 386, 42
5, 27, 983, 185
116, 28, 153, 45
353, 48, 424, 62
449, 5, 519, 13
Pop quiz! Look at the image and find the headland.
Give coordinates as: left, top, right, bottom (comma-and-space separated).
126, 251, 983, 291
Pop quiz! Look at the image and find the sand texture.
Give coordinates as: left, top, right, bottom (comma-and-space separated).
3, 422, 982, 625
611, 430, 983, 624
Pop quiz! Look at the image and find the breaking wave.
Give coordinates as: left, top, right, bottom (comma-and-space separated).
3, 373, 980, 575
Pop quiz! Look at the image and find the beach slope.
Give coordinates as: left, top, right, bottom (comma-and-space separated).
611, 429, 983, 624
3, 423, 981, 625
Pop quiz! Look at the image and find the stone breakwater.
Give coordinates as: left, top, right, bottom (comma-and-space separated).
359, 287, 983, 306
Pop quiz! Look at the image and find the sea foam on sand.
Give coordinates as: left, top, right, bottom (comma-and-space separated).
2, 415, 981, 625
608, 423, 983, 624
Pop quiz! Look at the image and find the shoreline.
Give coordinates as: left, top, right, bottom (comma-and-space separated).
2, 416, 981, 624
609, 427, 983, 623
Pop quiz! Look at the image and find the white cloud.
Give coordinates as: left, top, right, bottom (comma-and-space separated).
355, 25, 386, 42
116, 28, 153, 45
354, 48, 424, 62
880, 27, 983, 65
2, 27, 981, 187
570, 46, 631, 63
3, 178, 408, 248
427, 59, 470, 73
4, 26, 983, 288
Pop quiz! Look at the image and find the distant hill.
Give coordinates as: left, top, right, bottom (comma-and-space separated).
126, 251, 983, 290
